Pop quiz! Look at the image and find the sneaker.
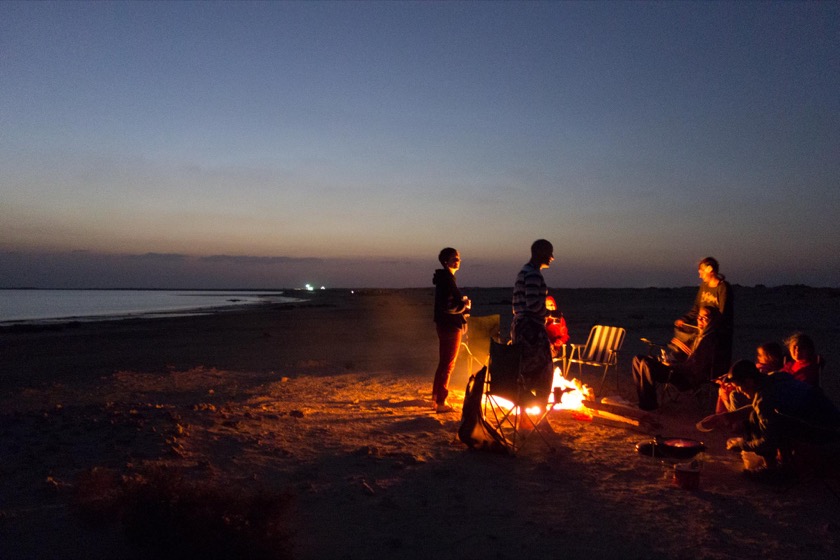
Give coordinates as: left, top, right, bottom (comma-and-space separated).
435, 402, 455, 413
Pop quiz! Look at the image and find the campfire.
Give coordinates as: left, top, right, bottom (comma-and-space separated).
547, 366, 592, 412
486, 366, 594, 417
491, 366, 656, 430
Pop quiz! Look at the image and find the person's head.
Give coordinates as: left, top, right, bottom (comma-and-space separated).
756, 341, 785, 373
438, 247, 460, 272
698, 257, 720, 283
784, 332, 816, 362
727, 359, 763, 398
545, 296, 557, 312
697, 305, 720, 332
530, 239, 554, 269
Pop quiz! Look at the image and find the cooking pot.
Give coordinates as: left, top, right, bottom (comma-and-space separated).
635, 436, 706, 459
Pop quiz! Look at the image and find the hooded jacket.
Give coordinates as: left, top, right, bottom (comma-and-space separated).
433, 268, 468, 332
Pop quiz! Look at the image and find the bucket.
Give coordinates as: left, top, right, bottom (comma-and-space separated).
673, 462, 701, 490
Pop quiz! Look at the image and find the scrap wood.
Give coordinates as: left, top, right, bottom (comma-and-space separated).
582, 400, 662, 432
582, 400, 652, 421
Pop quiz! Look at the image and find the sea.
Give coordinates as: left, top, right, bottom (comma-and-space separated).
0, 289, 301, 324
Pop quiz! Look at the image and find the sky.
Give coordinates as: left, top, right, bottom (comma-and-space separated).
1, 1, 838, 289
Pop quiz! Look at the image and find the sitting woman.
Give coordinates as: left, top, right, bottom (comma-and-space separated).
632, 306, 721, 411
715, 341, 785, 414
544, 296, 569, 359
781, 332, 820, 386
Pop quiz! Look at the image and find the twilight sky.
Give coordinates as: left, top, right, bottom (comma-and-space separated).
1, 1, 838, 289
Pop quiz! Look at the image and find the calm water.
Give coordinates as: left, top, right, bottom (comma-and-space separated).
0, 289, 300, 324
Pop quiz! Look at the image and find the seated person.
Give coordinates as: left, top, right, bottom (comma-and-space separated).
781, 332, 820, 386
632, 306, 722, 411
669, 257, 733, 365
715, 341, 785, 414
699, 360, 840, 471
544, 296, 569, 358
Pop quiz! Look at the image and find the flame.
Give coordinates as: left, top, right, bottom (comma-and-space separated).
485, 366, 593, 417
548, 366, 593, 411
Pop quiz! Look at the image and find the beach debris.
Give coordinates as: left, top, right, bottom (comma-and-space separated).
45, 476, 70, 492
353, 445, 381, 457
289, 410, 305, 418
360, 480, 376, 496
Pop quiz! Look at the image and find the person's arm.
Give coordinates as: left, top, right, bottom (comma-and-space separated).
735, 395, 781, 456
717, 282, 730, 315
676, 287, 702, 326
444, 280, 468, 315
698, 404, 752, 432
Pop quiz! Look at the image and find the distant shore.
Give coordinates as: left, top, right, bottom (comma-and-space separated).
3, 284, 837, 398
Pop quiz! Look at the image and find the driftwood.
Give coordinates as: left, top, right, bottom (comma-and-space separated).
582, 400, 661, 432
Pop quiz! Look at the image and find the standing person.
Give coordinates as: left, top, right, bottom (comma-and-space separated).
511, 239, 554, 404
432, 248, 471, 413
670, 257, 733, 373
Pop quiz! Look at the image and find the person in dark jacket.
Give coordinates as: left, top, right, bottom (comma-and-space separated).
432, 247, 471, 413
633, 306, 721, 411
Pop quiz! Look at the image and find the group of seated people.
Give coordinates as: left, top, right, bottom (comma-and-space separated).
631, 311, 839, 477
716, 333, 822, 414
698, 358, 840, 477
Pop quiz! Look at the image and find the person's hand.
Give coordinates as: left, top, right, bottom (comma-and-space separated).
726, 437, 745, 451
674, 319, 685, 328
463, 297, 471, 310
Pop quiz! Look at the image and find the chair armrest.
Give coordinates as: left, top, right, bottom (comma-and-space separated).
567, 343, 584, 361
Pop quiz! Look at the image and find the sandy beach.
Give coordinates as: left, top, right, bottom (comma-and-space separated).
1, 286, 839, 559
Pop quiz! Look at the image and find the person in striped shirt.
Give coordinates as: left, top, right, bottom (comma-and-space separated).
511, 239, 555, 404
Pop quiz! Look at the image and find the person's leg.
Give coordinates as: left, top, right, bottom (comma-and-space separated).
515, 318, 553, 404
432, 326, 462, 406
633, 355, 668, 411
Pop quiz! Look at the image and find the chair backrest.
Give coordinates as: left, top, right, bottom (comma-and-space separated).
487, 340, 522, 402
464, 314, 501, 365
582, 325, 626, 364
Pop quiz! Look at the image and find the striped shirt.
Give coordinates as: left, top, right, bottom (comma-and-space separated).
512, 262, 547, 319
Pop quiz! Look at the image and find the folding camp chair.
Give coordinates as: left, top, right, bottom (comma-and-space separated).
483, 340, 554, 454
458, 314, 501, 376
567, 325, 626, 396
